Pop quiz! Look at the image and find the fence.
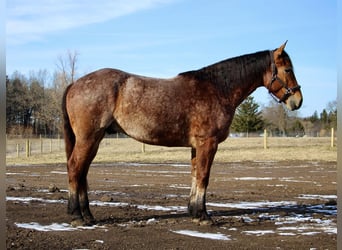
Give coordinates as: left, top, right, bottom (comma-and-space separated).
6, 135, 65, 158
262, 127, 336, 149
6, 128, 337, 159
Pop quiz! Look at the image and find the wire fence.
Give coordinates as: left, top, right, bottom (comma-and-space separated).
6, 135, 65, 158
6, 128, 337, 159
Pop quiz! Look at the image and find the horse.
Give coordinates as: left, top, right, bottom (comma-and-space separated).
62, 42, 302, 226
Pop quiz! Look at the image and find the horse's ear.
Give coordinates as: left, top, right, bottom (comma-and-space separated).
275, 40, 288, 57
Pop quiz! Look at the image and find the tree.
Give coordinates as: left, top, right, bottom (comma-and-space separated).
310, 111, 319, 123
320, 109, 329, 130
28, 70, 57, 136
231, 96, 264, 135
6, 51, 80, 137
262, 101, 288, 136
326, 100, 337, 129
6, 72, 32, 135
302, 110, 322, 136
56, 50, 79, 86
261, 97, 305, 136
287, 119, 305, 136
53, 50, 80, 135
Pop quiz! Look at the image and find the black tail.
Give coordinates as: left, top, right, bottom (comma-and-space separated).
62, 84, 75, 160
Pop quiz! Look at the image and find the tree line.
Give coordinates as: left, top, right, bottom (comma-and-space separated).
6, 51, 77, 137
6, 52, 337, 138
231, 96, 337, 137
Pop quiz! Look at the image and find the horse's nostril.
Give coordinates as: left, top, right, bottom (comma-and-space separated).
288, 97, 302, 111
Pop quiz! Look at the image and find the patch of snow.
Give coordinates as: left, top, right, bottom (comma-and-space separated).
169, 184, 190, 189
207, 201, 297, 209
242, 230, 275, 236
171, 230, 231, 241
234, 177, 273, 181
146, 218, 157, 224
50, 171, 67, 174
7, 196, 66, 204
297, 194, 337, 200
14, 222, 105, 232
136, 204, 187, 212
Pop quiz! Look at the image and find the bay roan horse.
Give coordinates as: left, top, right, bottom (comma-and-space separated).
62, 42, 302, 226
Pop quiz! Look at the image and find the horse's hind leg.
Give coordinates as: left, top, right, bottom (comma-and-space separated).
67, 132, 104, 226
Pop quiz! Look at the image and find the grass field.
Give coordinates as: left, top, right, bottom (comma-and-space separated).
6, 136, 337, 165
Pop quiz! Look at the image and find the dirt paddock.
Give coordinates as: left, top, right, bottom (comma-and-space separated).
6, 158, 336, 249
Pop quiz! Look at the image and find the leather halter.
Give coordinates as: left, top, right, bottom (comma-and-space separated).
268, 50, 301, 103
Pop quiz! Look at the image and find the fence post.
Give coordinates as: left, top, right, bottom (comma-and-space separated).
263, 129, 268, 149
58, 134, 61, 149
40, 134, 43, 154
331, 127, 334, 148
50, 138, 53, 153
142, 143, 145, 153
26, 139, 30, 157
16, 144, 19, 158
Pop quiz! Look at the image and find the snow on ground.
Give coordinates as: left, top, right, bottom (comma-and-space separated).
9, 195, 336, 239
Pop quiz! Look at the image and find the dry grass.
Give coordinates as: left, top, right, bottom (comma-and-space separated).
6, 137, 337, 166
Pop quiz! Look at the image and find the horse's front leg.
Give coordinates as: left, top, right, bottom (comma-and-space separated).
188, 138, 218, 224
188, 147, 198, 216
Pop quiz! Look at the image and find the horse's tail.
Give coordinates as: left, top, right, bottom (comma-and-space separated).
62, 84, 75, 161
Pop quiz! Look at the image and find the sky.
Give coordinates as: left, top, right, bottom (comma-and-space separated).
6, 0, 336, 117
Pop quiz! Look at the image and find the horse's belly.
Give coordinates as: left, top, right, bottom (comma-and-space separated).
115, 115, 190, 147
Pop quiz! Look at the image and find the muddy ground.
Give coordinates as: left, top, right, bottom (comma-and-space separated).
6, 160, 336, 249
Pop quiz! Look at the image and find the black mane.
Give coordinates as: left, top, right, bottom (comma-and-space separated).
179, 50, 271, 90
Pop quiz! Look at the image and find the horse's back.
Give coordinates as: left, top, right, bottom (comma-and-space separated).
65, 67, 230, 147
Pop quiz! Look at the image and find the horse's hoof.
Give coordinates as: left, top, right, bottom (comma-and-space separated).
200, 219, 214, 226
70, 218, 86, 227
83, 216, 95, 226
192, 217, 214, 226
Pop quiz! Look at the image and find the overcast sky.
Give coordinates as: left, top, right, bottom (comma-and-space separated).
6, 0, 336, 117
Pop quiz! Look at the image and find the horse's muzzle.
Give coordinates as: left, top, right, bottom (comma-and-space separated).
286, 94, 303, 111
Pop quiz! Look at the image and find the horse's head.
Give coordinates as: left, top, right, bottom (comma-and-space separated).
266, 41, 303, 111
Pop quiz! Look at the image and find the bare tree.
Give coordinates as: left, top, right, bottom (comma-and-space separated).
53, 50, 79, 135
262, 99, 295, 136
56, 50, 79, 86
6, 51, 80, 137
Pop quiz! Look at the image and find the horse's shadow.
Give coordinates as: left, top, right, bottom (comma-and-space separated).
96, 211, 189, 226
212, 202, 337, 217
95, 202, 337, 226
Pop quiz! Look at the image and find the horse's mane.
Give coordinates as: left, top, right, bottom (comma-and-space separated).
179, 50, 271, 92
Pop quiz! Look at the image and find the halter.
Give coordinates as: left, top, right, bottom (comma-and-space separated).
268, 50, 301, 103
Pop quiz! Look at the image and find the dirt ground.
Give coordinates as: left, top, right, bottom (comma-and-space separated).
6, 160, 336, 249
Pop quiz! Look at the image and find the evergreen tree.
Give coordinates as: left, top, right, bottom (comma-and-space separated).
309, 111, 319, 123
6, 72, 32, 134
320, 109, 329, 130
288, 119, 305, 136
326, 101, 337, 129
231, 96, 264, 134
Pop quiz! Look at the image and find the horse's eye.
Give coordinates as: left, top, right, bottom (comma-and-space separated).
285, 68, 292, 73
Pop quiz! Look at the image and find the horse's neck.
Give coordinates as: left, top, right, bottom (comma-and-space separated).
199, 51, 270, 108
